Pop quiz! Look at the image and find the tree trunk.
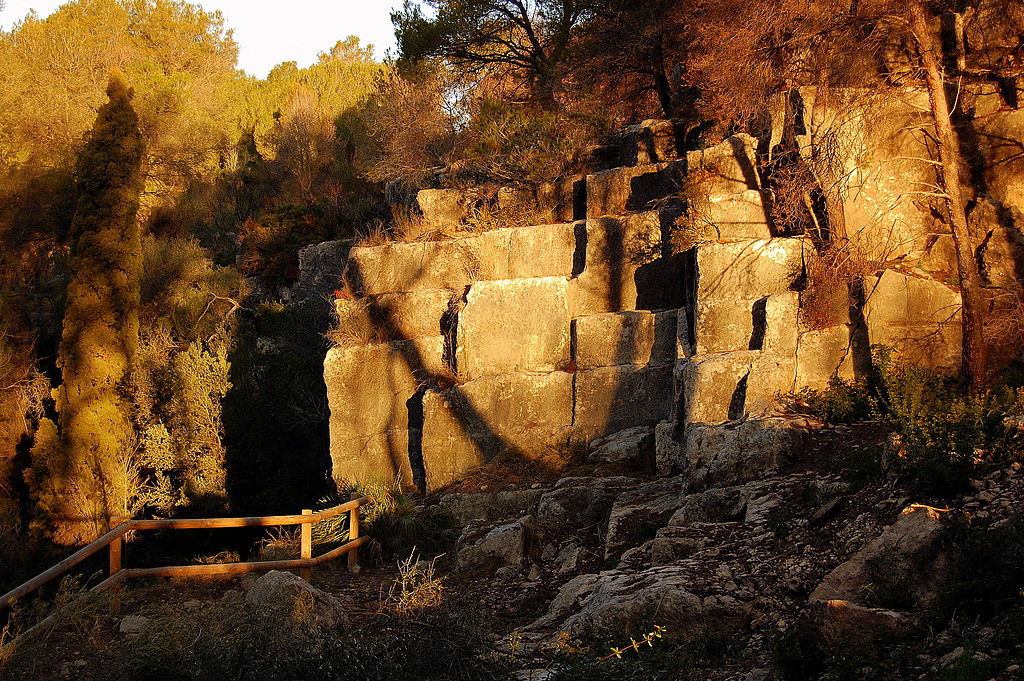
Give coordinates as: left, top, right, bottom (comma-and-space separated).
653, 41, 676, 118
908, 0, 988, 389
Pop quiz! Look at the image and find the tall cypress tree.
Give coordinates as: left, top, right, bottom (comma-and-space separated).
27, 74, 144, 545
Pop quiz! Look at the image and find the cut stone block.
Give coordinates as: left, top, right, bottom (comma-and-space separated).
536, 176, 585, 223
417, 188, 471, 228
573, 310, 678, 369
688, 191, 773, 241
696, 238, 808, 301
675, 352, 756, 425
686, 134, 761, 194
325, 336, 445, 442
795, 325, 856, 391
456, 277, 571, 379
586, 161, 684, 218
863, 270, 962, 371
636, 119, 685, 164
346, 239, 483, 294
421, 372, 574, 490
573, 364, 674, 441
503, 222, 577, 279
570, 214, 671, 316
331, 430, 416, 489
334, 289, 453, 342
694, 299, 758, 355
764, 291, 800, 356
745, 354, 797, 415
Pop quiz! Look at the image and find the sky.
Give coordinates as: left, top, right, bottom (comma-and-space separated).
0, 0, 405, 77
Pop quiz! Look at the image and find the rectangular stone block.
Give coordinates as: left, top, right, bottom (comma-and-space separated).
573, 310, 679, 369
536, 176, 585, 223
694, 291, 799, 355
675, 352, 756, 425
795, 325, 856, 391
698, 191, 773, 241
331, 430, 416, 489
573, 364, 674, 441
637, 120, 685, 164
686, 134, 761, 194
456, 277, 571, 380
325, 336, 445, 442
503, 222, 577, 279
863, 270, 962, 371
334, 289, 454, 343
586, 161, 684, 218
696, 238, 808, 301
346, 239, 481, 294
422, 372, 574, 490
745, 354, 797, 416
569, 213, 667, 316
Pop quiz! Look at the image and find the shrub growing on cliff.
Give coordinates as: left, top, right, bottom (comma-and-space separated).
27, 74, 144, 544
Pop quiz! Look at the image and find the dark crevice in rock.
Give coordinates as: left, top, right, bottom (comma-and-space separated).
728, 373, 749, 421
406, 391, 426, 491
749, 297, 768, 350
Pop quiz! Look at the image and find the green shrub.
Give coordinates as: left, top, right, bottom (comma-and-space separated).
795, 376, 873, 424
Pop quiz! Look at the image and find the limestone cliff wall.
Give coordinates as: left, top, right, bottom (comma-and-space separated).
323, 105, 1021, 493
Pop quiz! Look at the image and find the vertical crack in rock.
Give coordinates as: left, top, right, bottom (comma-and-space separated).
406, 390, 426, 491
441, 291, 463, 374
749, 297, 768, 350
572, 221, 588, 277
727, 372, 750, 421
572, 177, 587, 221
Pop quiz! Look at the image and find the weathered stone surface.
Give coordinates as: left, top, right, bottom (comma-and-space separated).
569, 214, 667, 316
810, 504, 945, 605
325, 337, 445, 440
586, 161, 684, 218
980, 224, 1024, 291
764, 292, 800, 355
686, 134, 761, 194
536, 476, 636, 527
456, 277, 570, 379
863, 270, 961, 371
655, 421, 681, 476
636, 119, 685, 164
745, 353, 797, 416
417, 188, 471, 228
421, 371, 573, 490
694, 300, 757, 354
334, 289, 453, 343
574, 364, 674, 441
588, 426, 656, 467
697, 238, 808, 301
503, 223, 577, 279
346, 239, 478, 294
603, 476, 683, 558
795, 325, 856, 391
573, 310, 678, 369
801, 600, 915, 655
246, 570, 350, 632
675, 352, 756, 425
673, 417, 814, 490
536, 176, 584, 223
439, 489, 544, 525
457, 516, 533, 570
331, 430, 417, 488
688, 191, 773, 242
293, 240, 347, 304
119, 615, 149, 635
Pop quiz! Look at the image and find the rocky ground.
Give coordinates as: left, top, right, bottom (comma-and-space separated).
2, 420, 1023, 681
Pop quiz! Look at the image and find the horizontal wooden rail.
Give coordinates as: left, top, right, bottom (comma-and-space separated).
1, 495, 371, 618
1, 522, 131, 610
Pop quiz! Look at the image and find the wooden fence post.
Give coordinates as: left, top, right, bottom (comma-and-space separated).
300, 509, 312, 582
348, 493, 360, 572
108, 518, 124, 616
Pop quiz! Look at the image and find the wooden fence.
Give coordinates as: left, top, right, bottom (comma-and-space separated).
1, 493, 371, 623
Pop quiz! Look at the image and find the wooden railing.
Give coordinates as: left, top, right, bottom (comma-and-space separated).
1, 493, 371, 619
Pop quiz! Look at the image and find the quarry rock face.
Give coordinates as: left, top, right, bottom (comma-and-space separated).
323, 121, 988, 497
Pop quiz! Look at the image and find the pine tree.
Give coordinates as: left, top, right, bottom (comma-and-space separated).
27, 74, 144, 544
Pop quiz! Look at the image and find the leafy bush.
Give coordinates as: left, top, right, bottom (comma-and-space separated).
795, 375, 873, 424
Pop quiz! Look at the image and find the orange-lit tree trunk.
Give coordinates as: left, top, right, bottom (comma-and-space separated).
908, 0, 988, 389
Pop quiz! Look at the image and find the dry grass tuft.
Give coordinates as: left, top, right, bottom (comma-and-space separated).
387, 550, 445, 615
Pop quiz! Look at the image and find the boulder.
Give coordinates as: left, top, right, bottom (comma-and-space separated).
588, 426, 656, 467
573, 363, 674, 441
569, 214, 668, 316
696, 238, 808, 301
573, 310, 678, 369
439, 488, 544, 526
800, 599, 916, 657
417, 188, 471, 228
686, 134, 761, 194
863, 270, 961, 371
457, 516, 533, 570
586, 161, 684, 218
603, 476, 684, 558
675, 417, 814, 490
293, 240, 348, 305
536, 476, 637, 527
421, 371, 573, 490
810, 504, 946, 605
456, 277, 570, 379
246, 570, 350, 632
